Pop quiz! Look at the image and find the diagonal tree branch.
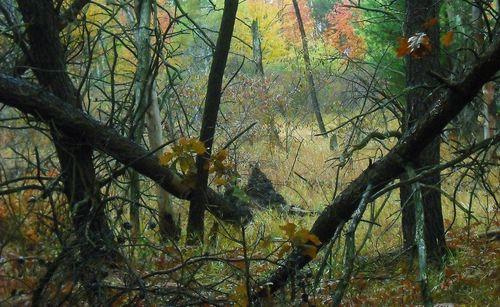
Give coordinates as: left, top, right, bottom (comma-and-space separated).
254, 34, 500, 296
0, 74, 252, 225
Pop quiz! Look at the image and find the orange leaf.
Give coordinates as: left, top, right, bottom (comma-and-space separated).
214, 149, 228, 161
307, 233, 322, 246
396, 37, 411, 57
279, 222, 297, 238
179, 137, 189, 147
231, 259, 246, 270
408, 33, 432, 58
302, 245, 318, 259
441, 31, 454, 47
423, 17, 438, 29
230, 283, 249, 307
260, 236, 272, 248
292, 229, 310, 245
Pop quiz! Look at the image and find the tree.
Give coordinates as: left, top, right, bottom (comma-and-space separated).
127, 0, 180, 241
325, 0, 366, 59
291, 0, 328, 135
186, 0, 239, 244
399, 0, 446, 263
14, 0, 117, 302
0, 0, 498, 304
472, 1, 497, 140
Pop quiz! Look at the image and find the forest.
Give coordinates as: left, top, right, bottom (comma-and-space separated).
0, 0, 498, 305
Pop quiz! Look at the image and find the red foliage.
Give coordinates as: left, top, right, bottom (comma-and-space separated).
325, 0, 366, 59
282, 0, 315, 46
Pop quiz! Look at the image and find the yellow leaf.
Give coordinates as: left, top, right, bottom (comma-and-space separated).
441, 31, 454, 47
302, 245, 318, 259
172, 144, 183, 154
159, 152, 174, 166
214, 176, 227, 186
191, 139, 206, 155
178, 156, 194, 174
279, 222, 297, 239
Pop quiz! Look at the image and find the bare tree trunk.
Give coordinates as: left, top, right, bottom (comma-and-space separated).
472, 3, 497, 140
16, 0, 115, 303
127, 0, 180, 240
251, 19, 264, 75
127, 0, 154, 240
291, 0, 327, 136
483, 82, 496, 138
400, 0, 446, 264
186, 0, 239, 244
146, 82, 180, 240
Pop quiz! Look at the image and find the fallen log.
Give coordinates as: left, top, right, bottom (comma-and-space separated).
0, 74, 252, 225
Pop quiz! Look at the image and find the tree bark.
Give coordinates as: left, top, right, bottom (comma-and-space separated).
472, 3, 497, 140
399, 0, 446, 264
146, 83, 181, 240
252, 19, 264, 75
122, 1, 181, 241
16, 0, 114, 302
127, 0, 154, 240
253, 34, 500, 297
186, 0, 239, 244
291, 0, 327, 136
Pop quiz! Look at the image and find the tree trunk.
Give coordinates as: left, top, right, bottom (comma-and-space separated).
483, 82, 496, 138
127, 0, 154, 240
186, 0, 239, 244
146, 82, 181, 240
16, 0, 115, 303
0, 73, 254, 224
472, 3, 497, 140
128, 0, 181, 241
291, 0, 327, 136
252, 19, 264, 75
399, 0, 446, 264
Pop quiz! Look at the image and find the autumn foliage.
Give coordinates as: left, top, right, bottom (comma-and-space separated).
281, 0, 315, 46
325, 0, 366, 59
